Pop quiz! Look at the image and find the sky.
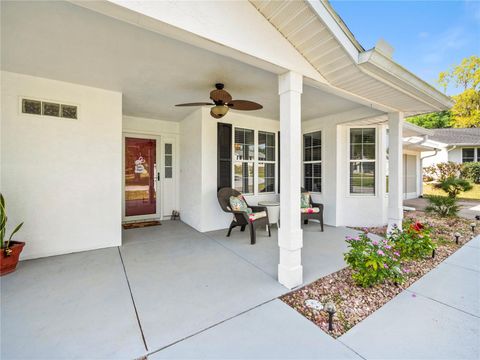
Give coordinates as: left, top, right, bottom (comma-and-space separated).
330, 0, 480, 95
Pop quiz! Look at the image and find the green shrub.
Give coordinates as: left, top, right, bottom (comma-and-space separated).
461, 162, 480, 184
424, 162, 462, 182
425, 195, 460, 217
344, 232, 404, 288
436, 176, 472, 198
389, 220, 436, 260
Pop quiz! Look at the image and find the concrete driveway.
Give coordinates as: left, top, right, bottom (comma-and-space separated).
404, 197, 480, 220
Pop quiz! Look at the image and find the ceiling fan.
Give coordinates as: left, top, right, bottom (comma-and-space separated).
175, 83, 263, 119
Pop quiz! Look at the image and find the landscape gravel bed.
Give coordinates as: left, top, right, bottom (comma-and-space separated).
281, 212, 477, 338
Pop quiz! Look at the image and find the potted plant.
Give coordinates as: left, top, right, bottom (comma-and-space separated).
0, 193, 24, 276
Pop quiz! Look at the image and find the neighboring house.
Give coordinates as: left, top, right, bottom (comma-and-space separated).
1, 0, 452, 288
422, 128, 480, 167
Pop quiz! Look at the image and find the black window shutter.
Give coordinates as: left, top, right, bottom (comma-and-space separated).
217, 123, 232, 192
278, 131, 280, 193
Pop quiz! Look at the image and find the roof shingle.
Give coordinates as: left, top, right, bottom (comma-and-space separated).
431, 128, 480, 145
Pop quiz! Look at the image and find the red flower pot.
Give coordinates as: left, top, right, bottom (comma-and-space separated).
0, 241, 25, 276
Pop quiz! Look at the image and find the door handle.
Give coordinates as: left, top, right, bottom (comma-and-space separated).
157, 173, 160, 181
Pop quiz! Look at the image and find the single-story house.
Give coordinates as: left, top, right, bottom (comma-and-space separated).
422, 128, 480, 167
1, 0, 452, 288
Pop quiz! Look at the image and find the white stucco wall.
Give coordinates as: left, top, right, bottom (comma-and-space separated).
179, 109, 203, 230
1, 71, 122, 259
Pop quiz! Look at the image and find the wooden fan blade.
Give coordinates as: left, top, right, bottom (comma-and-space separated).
210, 109, 223, 119
175, 102, 214, 107
210, 89, 232, 104
228, 100, 263, 111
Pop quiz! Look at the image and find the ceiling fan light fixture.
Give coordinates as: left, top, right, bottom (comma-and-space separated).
211, 105, 229, 118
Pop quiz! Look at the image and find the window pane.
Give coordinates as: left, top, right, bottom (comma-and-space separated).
165, 167, 172, 178
305, 177, 313, 192
304, 147, 312, 162
165, 143, 172, 155
234, 162, 243, 192
350, 129, 363, 143
311, 132, 321, 146
462, 148, 475, 162
266, 147, 275, 161
312, 146, 321, 161
304, 134, 312, 147
350, 144, 362, 160
313, 178, 321, 192
362, 129, 375, 143
350, 162, 375, 194
265, 178, 275, 192
363, 144, 375, 160
313, 163, 321, 178
258, 144, 266, 161
304, 164, 312, 177
165, 155, 172, 166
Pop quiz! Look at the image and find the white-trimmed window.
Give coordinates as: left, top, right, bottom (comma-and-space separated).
258, 131, 276, 193
349, 128, 376, 195
234, 128, 255, 193
462, 148, 476, 163
303, 131, 322, 192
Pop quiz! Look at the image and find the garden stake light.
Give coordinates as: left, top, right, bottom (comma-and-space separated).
325, 301, 336, 332
470, 223, 476, 235
454, 232, 461, 244
432, 249, 435, 258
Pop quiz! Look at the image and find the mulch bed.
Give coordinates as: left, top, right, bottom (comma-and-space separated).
281, 212, 477, 338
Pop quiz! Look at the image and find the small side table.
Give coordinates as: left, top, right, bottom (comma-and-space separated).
258, 201, 280, 230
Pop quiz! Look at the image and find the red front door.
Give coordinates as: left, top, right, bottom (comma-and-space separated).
125, 137, 157, 217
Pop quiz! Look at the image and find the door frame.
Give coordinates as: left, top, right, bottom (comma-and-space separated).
122, 133, 162, 222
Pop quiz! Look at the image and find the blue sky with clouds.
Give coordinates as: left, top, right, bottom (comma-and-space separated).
330, 0, 480, 95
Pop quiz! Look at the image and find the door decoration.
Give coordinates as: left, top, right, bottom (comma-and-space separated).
134, 155, 146, 174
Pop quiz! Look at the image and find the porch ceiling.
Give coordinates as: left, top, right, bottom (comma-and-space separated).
1, 1, 366, 122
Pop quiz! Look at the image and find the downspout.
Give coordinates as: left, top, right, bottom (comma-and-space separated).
420, 147, 440, 198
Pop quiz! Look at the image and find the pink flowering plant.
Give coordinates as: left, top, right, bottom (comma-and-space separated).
344, 231, 404, 288
389, 220, 436, 260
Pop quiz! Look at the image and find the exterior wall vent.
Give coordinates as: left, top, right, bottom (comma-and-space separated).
21, 98, 78, 119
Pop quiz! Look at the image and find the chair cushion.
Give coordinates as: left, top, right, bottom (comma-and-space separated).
300, 207, 320, 214
229, 195, 252, 215
300, 192, 311, 208
248, 211, 267, 222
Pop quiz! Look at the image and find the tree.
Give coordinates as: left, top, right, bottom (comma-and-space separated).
439, 56, 480, 128
406, 110, 452, 129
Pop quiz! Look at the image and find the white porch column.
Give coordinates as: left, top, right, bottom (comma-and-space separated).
388, 112, 404, 232
278, 71, 303, 289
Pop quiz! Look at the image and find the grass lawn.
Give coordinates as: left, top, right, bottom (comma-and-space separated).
423, 182, 480, 200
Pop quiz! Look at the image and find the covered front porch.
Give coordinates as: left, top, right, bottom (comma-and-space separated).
2, 221, 360, 358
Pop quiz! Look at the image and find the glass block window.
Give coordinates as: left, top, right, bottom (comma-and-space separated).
42, 102, 60, 117
61, 104, 78, 119
164, 143, 173, 179
303, 131, 322, 192
234, 128, 255, 193
22, 98, 77, 119
258, 131, 275, 193
350, 128, 376, 195
22, 99, 41, 115
462, 148, 475, 163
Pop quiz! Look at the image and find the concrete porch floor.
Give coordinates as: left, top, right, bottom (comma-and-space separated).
1, 220, 359, 359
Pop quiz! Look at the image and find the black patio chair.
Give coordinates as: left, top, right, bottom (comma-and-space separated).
217, 188, 271, 245
301, 187, 324, 231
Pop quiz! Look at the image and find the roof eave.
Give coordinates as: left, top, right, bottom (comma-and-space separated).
359, 49, 454, 111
